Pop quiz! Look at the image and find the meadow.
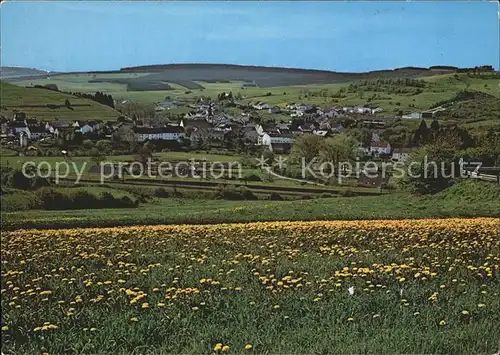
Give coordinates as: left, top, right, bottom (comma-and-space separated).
11, 72, 500, 116
1, 218, 499, 353
3, 179, 500, 230
0, 83, 120, 121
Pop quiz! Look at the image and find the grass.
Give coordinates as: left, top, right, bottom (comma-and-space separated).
1, 218, 499, 353
0, 185, 137, 212
0, 82, 121, 121
0, 153, 372, 193
9, 73, 499, 116
3, 180, 500, 230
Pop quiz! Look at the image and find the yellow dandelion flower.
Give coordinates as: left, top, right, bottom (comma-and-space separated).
244, 344, 253, 350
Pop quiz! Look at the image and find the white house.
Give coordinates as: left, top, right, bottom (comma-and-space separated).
402, 112, 422, 119
355, 107, 372, 114
253, 102, 271, 110
29, 126, 51, 140
296, 104, 312, 112
370, 141, 391, 155
290, 110, 304, 118
133, 126, 185, 142
80, 124, 94, 134
269, 133, 293, 144
9, 122, 31, 138
392, 148, 413, 162
257, 133, 272, 147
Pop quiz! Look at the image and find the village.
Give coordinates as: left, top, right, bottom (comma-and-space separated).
1, 95, 419, 163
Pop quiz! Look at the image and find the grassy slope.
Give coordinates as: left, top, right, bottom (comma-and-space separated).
11, 72, 499, 113
0, 82, 121, 121
3, 180, 500, 230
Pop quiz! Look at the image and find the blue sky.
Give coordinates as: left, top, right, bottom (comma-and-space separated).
1, 1, 498, 72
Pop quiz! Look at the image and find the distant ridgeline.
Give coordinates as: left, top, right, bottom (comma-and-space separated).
429, 65, 495, 73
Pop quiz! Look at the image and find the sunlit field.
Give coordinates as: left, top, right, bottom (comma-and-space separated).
2, 219, 499, 353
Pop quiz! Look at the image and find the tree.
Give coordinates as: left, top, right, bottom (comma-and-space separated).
402, 130, 462, 194
82, 139, 94, 150
290, 134, 323, 163
134, 142, 154, 165
117, 101, 155, 119
95, 140, 112, 153
123, 128, 138, 152
319, 135, 358, 167
90, 148, 106, 167
346, 128, 371, 148
430, 119, 440, 140
412, 120, 429, 146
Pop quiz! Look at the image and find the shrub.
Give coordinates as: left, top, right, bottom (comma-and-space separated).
95, 140, 112, 153
83, 140, 94, 150
269, 192, 283, 201
34, 188, 139, 210
35, 188, 73, 210
342, 189, 357, 197
70, 190, 99, 209
0, 189, 41, 212
2, 168, 50, 190
245, 174, 262, 182
99, 191, 115, 206
214, 185, 244, 200
31, 176, 50, 189
119, 196, 137, 208
238, 187, 258, 200
154, 187, 169, 198
6, 169, 33, 190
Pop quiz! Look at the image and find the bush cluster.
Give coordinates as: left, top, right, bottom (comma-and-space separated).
34, 188, 138, 210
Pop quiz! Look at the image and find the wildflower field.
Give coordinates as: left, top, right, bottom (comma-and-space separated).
1, 218, 499, 354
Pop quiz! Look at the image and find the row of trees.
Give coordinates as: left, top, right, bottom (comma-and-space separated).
65, 91, 115, 108
289, 134, 358, 167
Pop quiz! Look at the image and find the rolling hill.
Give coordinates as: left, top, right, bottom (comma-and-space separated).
2, 63, 457, 87
2, 64, 498, 124
0, 66, 53, 79
0, 82, 121, 121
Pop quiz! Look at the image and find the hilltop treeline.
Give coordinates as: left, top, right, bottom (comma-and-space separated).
346, 78, 426, 95
66, 91, 115, 108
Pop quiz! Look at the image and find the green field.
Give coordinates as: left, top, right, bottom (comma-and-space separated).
10, 72, 500, 117
3, 180, 500, 230
2, 218, 499, 353
0, 82, 121, 121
